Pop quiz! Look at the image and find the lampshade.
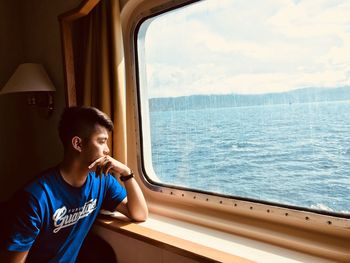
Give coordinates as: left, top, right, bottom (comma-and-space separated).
0, 63, 55, 95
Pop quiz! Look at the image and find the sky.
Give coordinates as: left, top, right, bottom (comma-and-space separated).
139, 0, 350, 98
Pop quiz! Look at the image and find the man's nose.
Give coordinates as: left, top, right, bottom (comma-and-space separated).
103, 145, 110, 155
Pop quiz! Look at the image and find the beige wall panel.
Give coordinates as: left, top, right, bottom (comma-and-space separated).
93, 225, 162, 263
93, 225, 203, 263
161, 250, 201, 263
0, 0, 81, 200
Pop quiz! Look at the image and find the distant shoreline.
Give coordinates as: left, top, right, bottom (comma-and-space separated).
149, 86, 350, 112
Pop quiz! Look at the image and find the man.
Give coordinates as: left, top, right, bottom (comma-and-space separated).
0, 106, 148, 262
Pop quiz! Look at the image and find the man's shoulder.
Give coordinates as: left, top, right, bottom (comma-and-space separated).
29, 166, 58, 183
8, 168, 56, 207
22, 167, 59, 195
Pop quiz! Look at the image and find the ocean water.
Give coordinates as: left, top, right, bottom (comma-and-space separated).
150, 100, 350, 214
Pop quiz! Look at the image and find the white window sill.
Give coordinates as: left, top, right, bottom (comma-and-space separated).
97, 211, 332, 263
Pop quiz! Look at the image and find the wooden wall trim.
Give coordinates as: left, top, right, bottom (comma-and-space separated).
58, 0, 101, 106
59, 0, 101, 21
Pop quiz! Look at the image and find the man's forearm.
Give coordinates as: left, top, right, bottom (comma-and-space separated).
123, 178, 148, 221
0, 249, 28, 263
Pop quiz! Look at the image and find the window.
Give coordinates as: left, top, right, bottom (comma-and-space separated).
136, 0, 350, 216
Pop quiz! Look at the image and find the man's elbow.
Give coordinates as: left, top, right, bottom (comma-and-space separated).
130, 208, 149, 222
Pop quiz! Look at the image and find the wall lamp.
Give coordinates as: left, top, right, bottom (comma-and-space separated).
0, 63, 55, 117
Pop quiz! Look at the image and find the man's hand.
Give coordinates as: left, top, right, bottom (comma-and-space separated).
88, 156, 131, 177
88, 156, 148, 221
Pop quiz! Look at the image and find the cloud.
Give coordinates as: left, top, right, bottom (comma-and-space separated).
140, 0, 350, 97
146, 62, 350, 97
267, 0, 350, 38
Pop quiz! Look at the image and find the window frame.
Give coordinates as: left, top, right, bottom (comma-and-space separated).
132, 0, 350, 219
121, 0, 350, 261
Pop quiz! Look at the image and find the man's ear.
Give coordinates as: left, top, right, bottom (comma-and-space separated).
72, 136, 83, 152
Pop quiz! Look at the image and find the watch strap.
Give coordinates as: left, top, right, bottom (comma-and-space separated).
120, 171, 134, 182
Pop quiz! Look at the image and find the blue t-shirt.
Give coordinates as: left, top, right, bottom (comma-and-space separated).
5, 167, 127, 263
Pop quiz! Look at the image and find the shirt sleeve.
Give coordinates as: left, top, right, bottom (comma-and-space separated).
102, 174, 127, 211
4, 190, 42, 252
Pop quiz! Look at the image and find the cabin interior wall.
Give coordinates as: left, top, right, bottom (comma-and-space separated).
0, 0, 81, 201
93, 225, 201, 263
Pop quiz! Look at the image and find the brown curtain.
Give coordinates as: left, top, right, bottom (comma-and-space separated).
73, 0, 127, 163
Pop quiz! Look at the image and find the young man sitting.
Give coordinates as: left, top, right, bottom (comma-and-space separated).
0, 106, 148, 263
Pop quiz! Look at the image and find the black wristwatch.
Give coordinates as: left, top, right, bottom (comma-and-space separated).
120, 170, 134, 182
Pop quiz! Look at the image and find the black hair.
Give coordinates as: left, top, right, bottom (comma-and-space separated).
58, 106, 113, 150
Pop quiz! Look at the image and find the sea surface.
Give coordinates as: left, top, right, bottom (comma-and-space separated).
150, 100, 350, 214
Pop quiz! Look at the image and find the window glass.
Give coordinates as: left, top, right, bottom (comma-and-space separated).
137, 0, 350, 215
